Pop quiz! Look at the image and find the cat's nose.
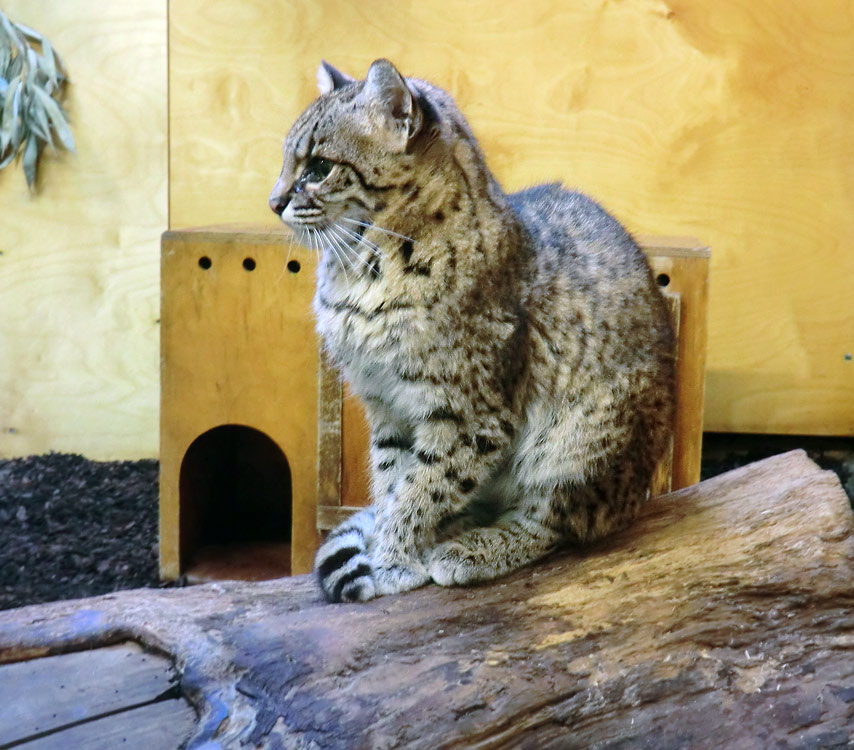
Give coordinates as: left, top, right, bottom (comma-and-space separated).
269, 193, 289, 216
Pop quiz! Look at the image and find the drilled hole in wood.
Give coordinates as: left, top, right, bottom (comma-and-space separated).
656, 273, 671, 287
243, 257, 256, 271
198, 256, 212, 270
287, 260, 301, 274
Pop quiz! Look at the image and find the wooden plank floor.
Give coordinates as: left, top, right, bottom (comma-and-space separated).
0, 642, 196, 750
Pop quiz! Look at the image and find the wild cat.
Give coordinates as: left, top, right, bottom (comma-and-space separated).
269, 59, 675, 603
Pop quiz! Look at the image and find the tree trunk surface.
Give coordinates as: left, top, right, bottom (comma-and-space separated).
1, 450, 853, 750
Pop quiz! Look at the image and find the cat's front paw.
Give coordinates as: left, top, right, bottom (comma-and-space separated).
372, 563, 430, 597
428, 541, 482, 587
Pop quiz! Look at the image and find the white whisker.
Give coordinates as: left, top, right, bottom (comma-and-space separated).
341, 217, 414, 243
334, 223, 382, 258
309, 227, 323, 264
278, 238, 298, 282
329, 225, 376, 277
334, 226, 380, 277
319, 227, 351, 285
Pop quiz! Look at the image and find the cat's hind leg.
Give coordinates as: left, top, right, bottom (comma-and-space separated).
427, 494, 563, 587
314, 508, 377, 602
429, 461, 651, 587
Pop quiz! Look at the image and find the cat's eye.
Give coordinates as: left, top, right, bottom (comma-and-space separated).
302, 157, 334, 183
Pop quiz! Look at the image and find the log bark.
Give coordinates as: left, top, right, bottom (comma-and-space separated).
2, 451, 853, 749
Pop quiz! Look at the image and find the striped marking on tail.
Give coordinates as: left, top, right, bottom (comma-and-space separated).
314, 510, 377, 603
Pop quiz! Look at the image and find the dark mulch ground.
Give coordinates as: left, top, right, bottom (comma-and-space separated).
0, 454, 162, 611
1, 435, 852, 611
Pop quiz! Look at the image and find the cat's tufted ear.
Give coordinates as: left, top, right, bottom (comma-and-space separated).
316, 60, 355, 95
362, 59, 423, 151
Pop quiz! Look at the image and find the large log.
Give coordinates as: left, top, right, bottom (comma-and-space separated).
1, 451, 853, 749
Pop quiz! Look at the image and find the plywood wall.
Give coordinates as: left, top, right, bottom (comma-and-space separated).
4, 2, 844, 463
0, 1, 167, 459
170, 0, 854, 436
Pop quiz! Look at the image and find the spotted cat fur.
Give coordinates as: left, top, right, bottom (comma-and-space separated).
270, 59, 675, 602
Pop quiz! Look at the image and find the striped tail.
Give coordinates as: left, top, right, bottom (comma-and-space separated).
314, 508, 376, 602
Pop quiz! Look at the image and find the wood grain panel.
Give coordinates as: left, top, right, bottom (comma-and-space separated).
0, 643, 177, 746
17, 700, 197, 750
0, 1, 167, 459
160, 227, 320, 576
644, 241, 710, 489
169, 0, 854, 435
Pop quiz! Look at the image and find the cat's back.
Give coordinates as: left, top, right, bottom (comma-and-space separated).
508, 182, 673, 379
508, 182, 649, 282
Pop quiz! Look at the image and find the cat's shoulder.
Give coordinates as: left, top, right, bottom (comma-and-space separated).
507, 182, 647, 274
508, 182, 613, 228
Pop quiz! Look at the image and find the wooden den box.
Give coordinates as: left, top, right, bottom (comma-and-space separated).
159, 226, 708, 582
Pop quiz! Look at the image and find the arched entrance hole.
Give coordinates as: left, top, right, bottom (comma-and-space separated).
179, 424, 292, 581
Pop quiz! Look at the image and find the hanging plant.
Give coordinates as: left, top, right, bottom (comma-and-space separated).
0, 9, 74, 190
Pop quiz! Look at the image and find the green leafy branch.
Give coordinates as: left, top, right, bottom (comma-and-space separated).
0, 9, 74, 190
